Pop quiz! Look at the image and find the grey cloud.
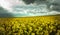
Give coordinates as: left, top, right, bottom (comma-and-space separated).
22, 0, 47, 4
0, 7, 13, 17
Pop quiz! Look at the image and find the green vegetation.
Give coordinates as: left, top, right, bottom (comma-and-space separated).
0, 16, 60, 35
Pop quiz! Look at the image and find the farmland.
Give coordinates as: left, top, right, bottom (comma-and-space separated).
0, 15, 60, 35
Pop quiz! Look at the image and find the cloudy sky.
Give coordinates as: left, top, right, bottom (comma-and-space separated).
0, 0, 60, 17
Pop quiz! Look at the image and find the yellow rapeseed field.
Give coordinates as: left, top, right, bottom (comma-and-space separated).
0, 15, 60, 35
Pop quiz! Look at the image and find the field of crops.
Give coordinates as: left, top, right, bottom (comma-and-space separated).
0, 15, 60, 35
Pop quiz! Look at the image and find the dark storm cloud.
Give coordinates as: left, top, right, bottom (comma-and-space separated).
22, 0, 47, 4
22, 0, 35, 4
22, 0, 60, 12
0, 7, 13, 17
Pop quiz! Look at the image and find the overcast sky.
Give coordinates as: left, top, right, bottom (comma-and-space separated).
0, 0, 60, 17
